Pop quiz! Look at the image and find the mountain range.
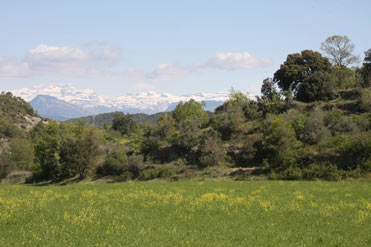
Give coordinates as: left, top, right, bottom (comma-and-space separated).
10, 84, 251, 120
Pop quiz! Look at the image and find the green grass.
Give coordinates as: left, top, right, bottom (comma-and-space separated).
0, 181, 370, 246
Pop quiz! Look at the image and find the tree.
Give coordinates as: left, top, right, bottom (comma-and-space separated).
141, 113, 178, 162
320, 35, 359, 67
360, 49, 371, 87
0, 150, 12, 179
9, 138, 34, 170
96, 152, 128, 177
331, 66, 356, 88
33, 122, 61, 181
112, 113, 138, 136
296, 71, 336, 102
168, 99, 210, 161
261, 78, 279, 100
273, 50, 332, 95
197, 129, 225, 168
172, 99, 209, 128
59, 128, 100, 179
262, 118, 300, 169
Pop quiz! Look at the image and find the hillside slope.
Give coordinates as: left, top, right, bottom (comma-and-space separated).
0, 92, 42, 136
67, 112, 165, 127
30, 95, 91, 121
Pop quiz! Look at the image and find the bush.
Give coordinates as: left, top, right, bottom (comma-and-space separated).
0, 151, 12, 179
361, 159, 371, 172
115, 171, 134, 182
232, 134, 262, 167
9, 138, 34, 170
302, 163, 342, 181
127, 155, 144, 178
291, 109, 330, 144
279, 166, 303, 180
324, 110, 342, 130
358, 88, 371, 112
140, 165, 177, 180
320, 133, 371, 171
96, 152, 128, 177
333, 117, 359, 134
198, 129, 225, 168
0, 119, 22, 138
262, 118, 300, 169
112, 113, 139, 136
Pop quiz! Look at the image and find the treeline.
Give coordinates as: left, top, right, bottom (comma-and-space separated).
67, 112, 164, 128
1, 35, 370, 182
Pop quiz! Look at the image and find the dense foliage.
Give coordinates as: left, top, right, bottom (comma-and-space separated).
1, 36, 370, 183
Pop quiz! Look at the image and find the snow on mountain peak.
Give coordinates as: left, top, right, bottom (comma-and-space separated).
10, 83, 253, 114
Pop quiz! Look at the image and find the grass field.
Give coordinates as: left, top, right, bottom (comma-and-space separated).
0, 181, 370, 246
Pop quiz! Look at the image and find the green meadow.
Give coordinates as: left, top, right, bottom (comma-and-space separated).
0, 181, 370, 246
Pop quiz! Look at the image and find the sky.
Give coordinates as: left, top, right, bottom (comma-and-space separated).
1, 0, 370, 96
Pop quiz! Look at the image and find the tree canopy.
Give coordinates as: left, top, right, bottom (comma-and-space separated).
273, 50, 332, 99
320, 35, 359, 67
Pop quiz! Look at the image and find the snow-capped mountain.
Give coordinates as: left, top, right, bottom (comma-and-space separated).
12, 84, 113, 112
30, 95, 91, 121
11, 83, 254, 120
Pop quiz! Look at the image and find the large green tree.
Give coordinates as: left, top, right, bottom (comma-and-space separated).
273, 50, 332, 100
59, 128, 100, 179
296, 71, 337, 102
33, 122, 62, 181
112, 113, 138, 136
172, 99, 209, 128
263, 118, 300, 169
171, 99, 210, 161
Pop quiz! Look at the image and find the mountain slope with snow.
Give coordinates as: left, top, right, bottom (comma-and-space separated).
10, 84, 254, 119
30, 95, 92, 121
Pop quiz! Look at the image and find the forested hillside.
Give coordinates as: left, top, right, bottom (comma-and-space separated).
0, 92, 45, 181
67, 112, 165, 127
1, 36, 370, 183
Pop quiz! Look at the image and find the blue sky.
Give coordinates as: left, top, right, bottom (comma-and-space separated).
1, 0, 370, 96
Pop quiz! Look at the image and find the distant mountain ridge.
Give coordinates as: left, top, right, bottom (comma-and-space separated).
30, 95, 91, 121
11, 84, 249, 120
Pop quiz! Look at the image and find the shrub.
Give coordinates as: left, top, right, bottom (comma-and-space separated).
324, 110, 343, 130
112, 113, 138, 136
198, 129, 225, 168
279, 166, 303, 180
96, 152, 128, 177
321, 133, 371, 170
0, 119, 22, 138
358, 88, 371, 112
140, 165, 177, 180
9, 138, 34, 170
0, 151, 12, 179
302, 163, 342, 181
291, 109, 330, 144
263, 118, 300, 169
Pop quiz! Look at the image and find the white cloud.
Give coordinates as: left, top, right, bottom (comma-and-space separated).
0, 45, 271, 81
0, 44, 121, 78
0, 56, 32, 78
145, 64, 192, 81
203, 52, 272, 70
130, 82, 156, 90
27, 45, 89, 62
24, 45, 90, 75
91, 45, 121, 63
